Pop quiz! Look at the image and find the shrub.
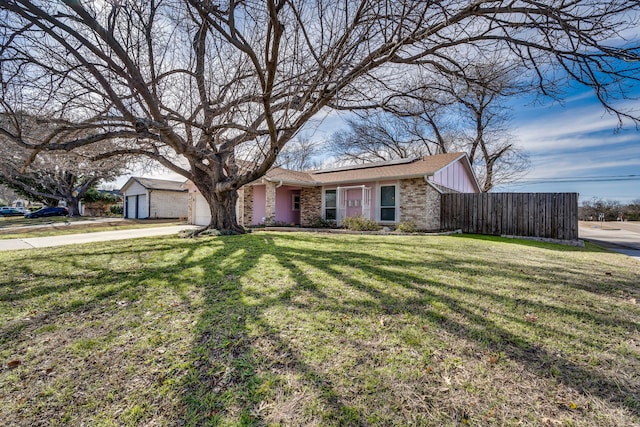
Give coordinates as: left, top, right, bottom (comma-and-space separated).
110, 205, 123, 215
341, 216, 381, 231
396, 221, 417, 233
82, 188, 120, 203
309, 216, 334, 228
265, 219, 293, 227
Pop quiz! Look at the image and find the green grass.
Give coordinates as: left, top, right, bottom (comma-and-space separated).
0, 232, 638, 426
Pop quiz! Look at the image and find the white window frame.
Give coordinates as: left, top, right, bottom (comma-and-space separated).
377, 182, 399, 223
323, 188, 337, 221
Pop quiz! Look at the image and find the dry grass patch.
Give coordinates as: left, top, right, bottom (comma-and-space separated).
0, 232, 638, 426
0, 218, 185, 239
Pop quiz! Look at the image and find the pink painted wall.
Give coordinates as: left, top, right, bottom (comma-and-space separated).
431, 159, 478, 193
275, 186, 300, 224
252, 185, 266, 225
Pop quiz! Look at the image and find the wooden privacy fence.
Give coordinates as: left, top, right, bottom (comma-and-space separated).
441, 193, 579, 240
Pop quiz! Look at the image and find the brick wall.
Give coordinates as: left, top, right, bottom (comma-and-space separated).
425, 184, 441, 231
265, 181, 276, 222
399, 178, 441, 231
300, 187, 322, 226
242, 185, 253, 226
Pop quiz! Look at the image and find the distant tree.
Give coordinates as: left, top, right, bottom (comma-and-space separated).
0, 114, 132, 215
329, 111, 453, 165
579, 198, 624, 221
1, 1, 638, 232
625, 200, 640, 221
330, 61, 530, 191
0, 184, 20, 206
276, 136, 320, 171
81, 187, 120, 204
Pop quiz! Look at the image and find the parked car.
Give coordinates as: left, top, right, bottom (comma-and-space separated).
0, 207, 25, 217
24, 207, 69, 218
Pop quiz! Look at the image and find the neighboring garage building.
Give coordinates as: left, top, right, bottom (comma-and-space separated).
120, 177, 188, 219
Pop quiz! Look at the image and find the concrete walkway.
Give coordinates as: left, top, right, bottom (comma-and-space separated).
0, 225, 198, 251
579, 221, 640, 260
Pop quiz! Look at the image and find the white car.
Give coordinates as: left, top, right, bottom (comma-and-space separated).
0, 206, 27, 214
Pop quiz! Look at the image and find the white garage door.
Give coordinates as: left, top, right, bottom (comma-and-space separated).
126, 196, 137, 219
137, 194, 148, 218
194, 193, 211, 226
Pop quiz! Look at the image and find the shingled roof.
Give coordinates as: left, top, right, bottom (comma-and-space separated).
259, 152, 468, 186
121, 177, 188, 192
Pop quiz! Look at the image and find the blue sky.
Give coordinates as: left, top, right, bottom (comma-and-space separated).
493, 88, 640, 203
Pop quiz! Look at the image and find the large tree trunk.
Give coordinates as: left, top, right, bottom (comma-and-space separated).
199, 187, 245, 234
65, 198, 81, 216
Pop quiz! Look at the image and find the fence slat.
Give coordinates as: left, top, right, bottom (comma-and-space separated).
441, 193, 578, 240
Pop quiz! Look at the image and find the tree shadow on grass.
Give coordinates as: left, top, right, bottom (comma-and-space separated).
2, 232, 637, 425
178, 235, 369, 426
179, 232, 639, 425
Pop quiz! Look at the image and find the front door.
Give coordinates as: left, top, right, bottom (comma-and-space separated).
346, 188, 362, 218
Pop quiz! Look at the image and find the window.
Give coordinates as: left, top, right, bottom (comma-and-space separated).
379, 185, 396, 222
325, 189, 336, 220
292, 194, 300, 211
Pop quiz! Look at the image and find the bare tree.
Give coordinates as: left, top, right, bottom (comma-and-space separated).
329, 110, 454, 164
1, 1, 638, 232
0, 184, 20, 206
276, 136, 320, 171
0, 114, 132, 215
445, 63, 530, 191
329, 104, 528, 191
329, 61, 530, 190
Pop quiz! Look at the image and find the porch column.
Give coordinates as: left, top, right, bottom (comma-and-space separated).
242, 186, 253, 226
265, 181, 277, 223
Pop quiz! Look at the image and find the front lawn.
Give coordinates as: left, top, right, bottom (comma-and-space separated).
0, 233, 638, 426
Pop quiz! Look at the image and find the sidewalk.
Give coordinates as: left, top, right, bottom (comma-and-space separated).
0, 225, 198, 251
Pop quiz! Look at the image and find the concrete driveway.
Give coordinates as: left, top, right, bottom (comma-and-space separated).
0, 225, 198, 251
579, 221, 640, 260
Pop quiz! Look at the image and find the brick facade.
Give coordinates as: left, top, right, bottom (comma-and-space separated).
265, 181, 276, 223
424, 184, 441, 231
300, 187, 322, 226
242, 185, 253, 226
399, 178, 441, 231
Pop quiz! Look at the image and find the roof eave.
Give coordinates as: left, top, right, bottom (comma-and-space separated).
317, 173, 427, 186
249, 177, 318, 187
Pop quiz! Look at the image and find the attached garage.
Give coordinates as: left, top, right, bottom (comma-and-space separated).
193, 193, 211, 226
186, 186, 243, 227
120, 177, 188, 219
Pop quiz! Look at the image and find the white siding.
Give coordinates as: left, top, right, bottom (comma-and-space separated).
431, 159, 479, 193
123, 181, 147, 196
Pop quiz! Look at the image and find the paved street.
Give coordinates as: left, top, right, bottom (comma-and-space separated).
579, 221, 640, 260
0, 224, 198, 251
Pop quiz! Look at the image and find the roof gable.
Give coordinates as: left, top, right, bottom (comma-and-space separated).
120, 177, 187, 193
309, 152, 467, 185
255, 152, 475, 187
